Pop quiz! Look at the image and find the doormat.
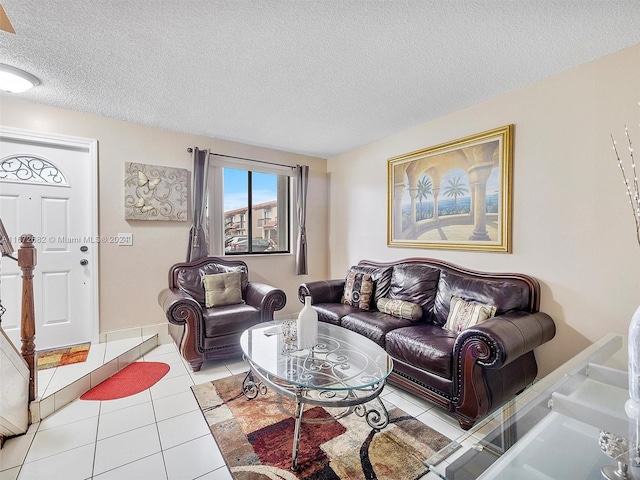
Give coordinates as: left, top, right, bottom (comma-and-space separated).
36, 342, 91, 370
191, 373, 452, 480
80, 362, 170, 401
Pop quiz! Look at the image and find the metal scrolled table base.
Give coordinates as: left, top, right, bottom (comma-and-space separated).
241, 358, 390, 471
241, 370, 268, 399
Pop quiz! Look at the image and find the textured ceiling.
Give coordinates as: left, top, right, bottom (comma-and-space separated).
1, 1, 640, 158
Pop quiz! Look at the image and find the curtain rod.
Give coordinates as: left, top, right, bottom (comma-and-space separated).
187, 148, 296, 170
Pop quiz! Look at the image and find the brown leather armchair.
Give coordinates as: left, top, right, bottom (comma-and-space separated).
159, 256, 286, 371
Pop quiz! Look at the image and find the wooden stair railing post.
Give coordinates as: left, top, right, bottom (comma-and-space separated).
18, 234, 37, 402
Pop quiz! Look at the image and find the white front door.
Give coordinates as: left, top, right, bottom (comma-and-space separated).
0, 127, 98, 351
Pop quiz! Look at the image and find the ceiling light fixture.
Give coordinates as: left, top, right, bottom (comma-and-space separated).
0, 64, 40, 93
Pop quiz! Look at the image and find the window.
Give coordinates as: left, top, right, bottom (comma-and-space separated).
0, 155, 69, 185
208, 156, 292, 255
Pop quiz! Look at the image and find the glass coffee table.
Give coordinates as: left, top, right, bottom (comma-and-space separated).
425, 333, 632, 479
239, 320, 393, 471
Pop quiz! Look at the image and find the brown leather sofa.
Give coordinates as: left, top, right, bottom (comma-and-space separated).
298, 257, 555, 430
159, 256, 286, 371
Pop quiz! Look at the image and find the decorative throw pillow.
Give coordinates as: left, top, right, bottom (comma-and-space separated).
202, 272, 243, 308
342, 269, 373, 310
444, 296, 496, 334
377, 297, 422, 321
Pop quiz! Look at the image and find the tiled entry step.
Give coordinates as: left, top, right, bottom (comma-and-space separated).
31, 335, 158, 422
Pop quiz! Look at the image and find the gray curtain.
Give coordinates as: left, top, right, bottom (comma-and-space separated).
295, 164, 309, 275
186, 147, 210, 262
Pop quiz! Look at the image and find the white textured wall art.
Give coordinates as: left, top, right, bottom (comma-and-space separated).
124, 162, 189, 221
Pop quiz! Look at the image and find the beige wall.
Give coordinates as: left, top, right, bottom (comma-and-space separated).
3, 43, 638, 376
0, 98, 329, 334
327, 44, 640, 377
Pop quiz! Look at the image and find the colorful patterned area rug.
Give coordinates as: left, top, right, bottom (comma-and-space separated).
191, 373, 452, 480
36, 342, 91, 370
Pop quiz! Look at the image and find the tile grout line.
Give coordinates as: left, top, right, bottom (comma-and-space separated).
89, 400, 103, 479
148, 378, 170, 480
90, 422, 164, 477
10, 427, 37, 479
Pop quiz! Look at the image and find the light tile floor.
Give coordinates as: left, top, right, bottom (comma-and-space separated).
0, 340, 465, 480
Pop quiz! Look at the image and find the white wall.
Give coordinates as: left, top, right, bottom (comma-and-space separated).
0, 98, 329, 334
327, 44, 640, 377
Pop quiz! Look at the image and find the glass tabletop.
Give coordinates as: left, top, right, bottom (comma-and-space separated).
240, 321, 393, 392
425, 333, 631, 480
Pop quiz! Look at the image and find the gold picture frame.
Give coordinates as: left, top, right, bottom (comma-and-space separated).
388, 125, 513, 252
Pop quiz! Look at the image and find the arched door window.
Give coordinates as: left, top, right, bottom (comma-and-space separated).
0, 155, 69, 186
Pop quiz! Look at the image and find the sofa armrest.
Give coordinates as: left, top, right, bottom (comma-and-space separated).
454, 311, 556, 369
159, 287, 208, 369
298, 280, 345, 304
158, 288, 203, 326
245, 282, 287, 321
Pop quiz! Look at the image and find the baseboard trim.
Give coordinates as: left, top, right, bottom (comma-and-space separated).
99, 323, 170, 344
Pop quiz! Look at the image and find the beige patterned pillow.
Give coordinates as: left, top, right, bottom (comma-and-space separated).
444, 296, 496, 334
202, 272, 243, 308
377, 297, 422, 321
342, 269, 373, 310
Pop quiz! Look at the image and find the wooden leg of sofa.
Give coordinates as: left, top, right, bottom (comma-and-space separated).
189, 359, 204, 372
457, 417, 475, 431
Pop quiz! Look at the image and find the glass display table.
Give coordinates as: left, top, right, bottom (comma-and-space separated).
240, 321, 393, 471
425, 333, 633, 479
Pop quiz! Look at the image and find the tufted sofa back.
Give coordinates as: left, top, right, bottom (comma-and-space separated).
357, 258, 538, 326
168, 257, 249, 306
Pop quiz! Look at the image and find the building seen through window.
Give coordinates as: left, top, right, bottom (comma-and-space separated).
221, 168, 290, 254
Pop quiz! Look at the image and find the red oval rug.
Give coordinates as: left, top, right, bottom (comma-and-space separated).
80, 362, 170, 401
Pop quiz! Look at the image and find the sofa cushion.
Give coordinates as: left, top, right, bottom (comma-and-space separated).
388, 264, 440, 321
443, 296, 496, 334
341, 311, 414, 347
176, 262, 248, 305
349, 264, 393, 303
203, 303, 260, 338
313, 303, 363, 326
377, 297, 422, 321
202, 272, 243, 308
342, 269, 373, 310
433, 270, 525, 326
386, 325, 457, 379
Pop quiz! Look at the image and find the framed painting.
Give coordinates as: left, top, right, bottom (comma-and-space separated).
124, 162, 189, 221
387, 125, 513, 252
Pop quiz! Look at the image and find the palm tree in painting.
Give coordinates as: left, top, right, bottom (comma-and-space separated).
443, 176, 469, 213
416, 176, 432, 220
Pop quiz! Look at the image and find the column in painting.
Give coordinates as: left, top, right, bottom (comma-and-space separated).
432, 184, 440, 221
408, 186, 418, 225
468, 163, 493, 241
394, 182, 405, 238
